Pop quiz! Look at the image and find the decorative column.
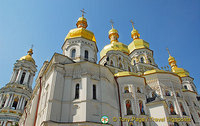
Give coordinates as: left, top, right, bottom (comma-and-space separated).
16, 96, 22, 110
21, 98, 26, 110
0, 94, 4, 107
4, 94, 11, 108
23, 71, 30, 85
18, 97, 24, 110
29, 75, 34, 88
7, 94, 14, 108
16, 69, 23, 83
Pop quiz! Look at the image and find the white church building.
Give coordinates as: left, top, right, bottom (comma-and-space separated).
0, 13, 200, 126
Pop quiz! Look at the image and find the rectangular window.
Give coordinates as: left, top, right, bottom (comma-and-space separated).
93, 85, 96, 100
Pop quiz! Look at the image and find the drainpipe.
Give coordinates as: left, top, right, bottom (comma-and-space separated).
114, 77, 123, 126
33, 77, 42, 126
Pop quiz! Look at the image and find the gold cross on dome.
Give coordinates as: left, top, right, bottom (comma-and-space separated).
130, 19, 134, 28
166, 48, 171, 56
110, 19, 114, 28
80, 8, 86, 17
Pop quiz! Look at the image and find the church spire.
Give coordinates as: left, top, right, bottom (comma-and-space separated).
76, 9, 88, 28
130, 19, 140, 40
108, 19, 119, 43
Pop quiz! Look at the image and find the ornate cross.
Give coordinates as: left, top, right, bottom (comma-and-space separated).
110, 19, 114, 28
80, 8, 86, 17
130, 19, 134, 28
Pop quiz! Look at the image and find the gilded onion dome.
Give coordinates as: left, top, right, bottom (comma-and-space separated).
64, 15, 96, 42
19, 48, 35, 64
128, 21, 149, 53
100, 23, 129, 58
167, 48, 189, 77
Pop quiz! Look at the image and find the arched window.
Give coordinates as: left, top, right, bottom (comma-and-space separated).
179, 102, 186, 115
140, 57, 144, 63
14, 70, 19, 82
174, 122, 179, 126
125, 100, 133, 115
184, 85, 188, 90
71, 49, 76, 59
119, 63, 123, 69
110, 60, 114, 67
137, 87, 141, 93
165, 90, 171, 96
27, 74, 31, 85
124, 86, 129, 93
75, 84, 79, 99
12, 97, 19, 110
128, 67, 131, 72
139, 100, 145, 115
133, 60, 136, 65
186, 123, 189, 126
148, 58, 152, 64
93, 85, 96, 100
20, 72, 26, 84
1, 97, 6, 108
24, 100, 27, 108
84, 50, 89, 60
169, 101, 176, 115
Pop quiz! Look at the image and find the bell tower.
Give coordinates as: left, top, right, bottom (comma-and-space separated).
0, 48, 37, 126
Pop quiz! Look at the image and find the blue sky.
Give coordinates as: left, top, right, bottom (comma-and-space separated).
0, 0, 200, 91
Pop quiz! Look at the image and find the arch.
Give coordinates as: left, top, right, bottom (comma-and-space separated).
148, 58, 152, 64
139, 100, 145, 115
186, 123, 189, 126
128, 66, 131, 72
6, 121, 12, 126
137, 87, 141, 93
84, 50, 89, 60
129, 122, 134, 126
179, 102, 186, 115
125, 100, 133, 115
140, 57, 144, 63
168, 101, 176, 115
20, 72, 26, 84
71, 49, 76, 59
75, 84, 79, 99
142, 122, 146, 126
12, 97, 19, 110
124, 86, 129, 93
93, 85, 96, 100
119, 63, 123, 69
184, 85, 188, 90
110, 60, 114, 67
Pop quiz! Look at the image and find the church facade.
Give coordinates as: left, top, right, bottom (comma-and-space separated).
0, 14, 200, 126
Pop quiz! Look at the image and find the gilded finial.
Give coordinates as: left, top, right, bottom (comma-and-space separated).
110, 19, 114, 29
28, 45, 33, 56
130, 19, 135, 29
166, 48, 171, 56
80, 8, 86, 17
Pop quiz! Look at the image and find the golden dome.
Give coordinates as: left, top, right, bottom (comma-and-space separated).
131, 28, 140, 38
100, 42, 129, 58
167, 50, 189, 77
64, 16, 96, 42
65, 27, 96, 42
128, 39, 149, 53
19, 49, 35, 64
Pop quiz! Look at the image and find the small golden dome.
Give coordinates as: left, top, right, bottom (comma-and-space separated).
19, 49, 35, 64
128, 39, 149, 53
108, 28, 119, 40
76, 16, 88, 28
131, 28, 140, 39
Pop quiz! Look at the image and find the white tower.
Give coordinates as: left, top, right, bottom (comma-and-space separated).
0, 48, 37, 126
62, 10, 98, 63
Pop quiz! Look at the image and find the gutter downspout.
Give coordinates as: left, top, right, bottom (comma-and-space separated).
34, 77, 42, 126
114, 77, 123, 126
